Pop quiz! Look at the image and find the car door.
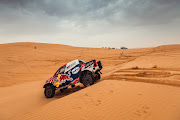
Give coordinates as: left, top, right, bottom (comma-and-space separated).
65, 60, 80, 81
55, 66, 70, 84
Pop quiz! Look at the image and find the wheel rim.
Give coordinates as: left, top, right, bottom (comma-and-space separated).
82, 74, 92, 86
46, 88, 52, 97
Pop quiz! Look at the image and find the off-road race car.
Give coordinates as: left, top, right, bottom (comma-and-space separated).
43, 59, 102, 98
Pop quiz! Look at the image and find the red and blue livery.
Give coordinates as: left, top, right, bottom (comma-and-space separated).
43, 59, 102, 98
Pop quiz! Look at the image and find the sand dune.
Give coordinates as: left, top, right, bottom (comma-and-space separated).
10, 80, 180, 120
0, 43, 180, 120
121, 45, 180, 70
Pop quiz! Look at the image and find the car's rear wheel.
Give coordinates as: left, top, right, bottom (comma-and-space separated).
81, 72, 94, 87
93, 72, 101, 82
96, 73, 101, 80
98, 73, 101, 79
44, 85, 55, 98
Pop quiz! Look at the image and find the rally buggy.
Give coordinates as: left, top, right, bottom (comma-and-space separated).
43, 59, 102, 98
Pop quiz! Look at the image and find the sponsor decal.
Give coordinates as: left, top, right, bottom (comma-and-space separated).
71, 77, 79, 84
85, 61, 94, 68
72, 67, 80, 74
80, 63, 86, 69
59, 71, 73, 83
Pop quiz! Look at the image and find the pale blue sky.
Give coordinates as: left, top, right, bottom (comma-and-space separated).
0, 0, 180, 48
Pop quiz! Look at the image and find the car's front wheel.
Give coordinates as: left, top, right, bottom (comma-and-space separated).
44, 85, 55, 98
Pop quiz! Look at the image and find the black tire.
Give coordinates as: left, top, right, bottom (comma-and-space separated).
44, 85, 55, 98
93, 73, 101, 82
98, 73, 101, 80
96, 73, 101, 80
97, 61, 102, 70
81, 72, 94, 87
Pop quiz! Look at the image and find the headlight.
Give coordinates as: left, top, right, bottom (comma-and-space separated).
53, 77, 58, 83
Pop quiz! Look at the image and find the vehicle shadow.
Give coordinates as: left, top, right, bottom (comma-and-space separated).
51, 80, 103, 99
54, 85, 86, 99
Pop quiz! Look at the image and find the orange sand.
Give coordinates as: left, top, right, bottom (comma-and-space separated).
0, 43, 180, 120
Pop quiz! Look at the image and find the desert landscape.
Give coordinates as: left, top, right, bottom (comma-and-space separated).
0, 42, 180, 120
